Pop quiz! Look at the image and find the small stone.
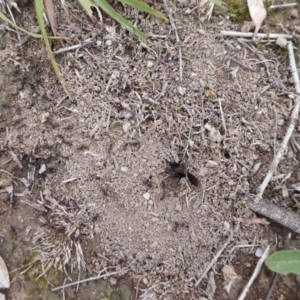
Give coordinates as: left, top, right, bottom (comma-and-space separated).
209, 128, 222, 143
178, 86, 186, 96
276, 37, 287, 49
255, 247, 264, 257
290, 8, 298, 18
110, 278, 117, 285
43, 188, 51, 196
143, 192, 150, 200
224, 221, 230, 231
175, 204, 182, 212
40, 112, 49, 123
142, 277, 149, 285
38, 164, 46, 174
122, 121, 131, 132
147, 61, 154, 68
207, 160, 218, 167
120, 166, 128, 172
148, 200, 153, 205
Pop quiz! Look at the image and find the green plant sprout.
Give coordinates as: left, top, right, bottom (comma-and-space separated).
265, 250, 300, 275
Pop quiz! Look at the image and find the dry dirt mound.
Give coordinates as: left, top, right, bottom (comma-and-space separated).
1, 0, 300, 299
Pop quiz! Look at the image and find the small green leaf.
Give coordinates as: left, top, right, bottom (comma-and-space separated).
265, 250, 300, 275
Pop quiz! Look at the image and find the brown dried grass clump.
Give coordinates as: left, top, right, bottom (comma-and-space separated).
33, 201, 96, 273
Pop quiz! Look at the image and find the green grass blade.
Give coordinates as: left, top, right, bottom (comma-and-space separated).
92, 0, 146, 39
0, 10, 59, 39
119, 0, 168, 21
77, 0, 94, 18
208, 0, 226, 6
34, 0, 70, 97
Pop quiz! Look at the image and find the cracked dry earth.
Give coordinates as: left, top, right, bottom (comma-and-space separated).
1, 0, 300, 299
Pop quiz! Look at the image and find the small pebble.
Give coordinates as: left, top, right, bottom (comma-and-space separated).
43, 188, 51, 196
120, 166, 128, 172
290, 8, 298, 18
175, 204, 182, 212
147, 61, 154, 68
143, 192, 150, 200
255, 247, 264, 257
207, 160, 218, 167
276, 37, 287, 49
178, 86, 186, 96
110, 278, 117, 285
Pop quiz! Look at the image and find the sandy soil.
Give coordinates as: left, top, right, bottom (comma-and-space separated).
1, 0, 300, 299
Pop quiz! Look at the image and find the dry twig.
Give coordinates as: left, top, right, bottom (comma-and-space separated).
221, 31, 293, 40
256, 41, 300, 201
195, 223, 240, 287
246, 197, 300, 234
237, 245, 270, 300
163, 0, 182, 82
52, 270, 125, 291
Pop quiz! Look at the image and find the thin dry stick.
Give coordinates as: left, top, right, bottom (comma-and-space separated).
52, 270, 123, 291
218, 98, 227, 136
54, 41, 94, 55
256, 41, 300, 201
237, 245, 270, 300
7, 4, 20, 41
195, 224, 240, 287
269, 3, 297, 9
163, 0, 182, 82
221, 31, 293, 40
132, 275, 143, 300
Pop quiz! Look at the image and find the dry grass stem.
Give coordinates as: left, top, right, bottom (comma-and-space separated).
269, 3, 297, 10
221, 31, 293, 39
195, 224, 240, 287
54, 41, 95, 55
237, 245, 270, 300
256, 41, 300, 201
52, 270, 125, 291
163, 0, 182, 83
